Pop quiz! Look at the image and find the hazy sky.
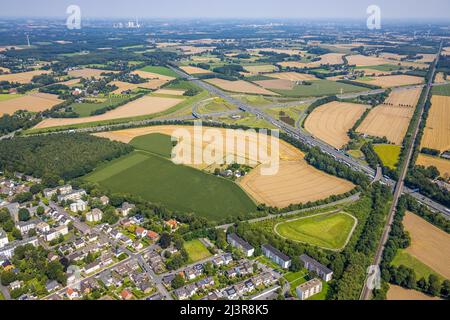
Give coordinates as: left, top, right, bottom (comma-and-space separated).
0, 0, 449, 20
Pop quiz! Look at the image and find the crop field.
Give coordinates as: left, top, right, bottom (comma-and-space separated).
416, 154, 450, 180
129, 133, 174, 158
131, 70, 175, 82
274, 211, 357, 251
279, 53, 345, 68
357, 68, 393, 76
0, 94, 23, 101
179, 66, 213, 75
401, 211, 450, 279
387, 285, 441, 301
420, 95, 450, 152
242, 64, 278, 75
356, 105, 415, 145
184, 239, 212, 263
434, 72, 447, 84
355, 75, 424, 88
95, 125, 353, 208
304, 101, 368, 149
431, 83, 450, 96
205, 78, 278, 95
68, 68, 115, 79
33, 95, 183, 129
84, 150, 256, 221
153, 89, 186, 96
253, 79, 295, 90
71, 95, 132, 117
392, 250, 444, 282
240, 160, 354, 208
0, 70, 51, 84
383, 87, 422, 107
268, 72, 318, 81
373, 144, 402, 169
272, 79, 366, 97
0, 92, 63, 116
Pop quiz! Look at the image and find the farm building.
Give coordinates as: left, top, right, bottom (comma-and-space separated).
296, 278, 322, 300
261, 244, 291, 269
227, 233, 255, 257
300, 254, 333, 282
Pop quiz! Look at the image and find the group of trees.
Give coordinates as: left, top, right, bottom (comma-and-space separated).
374, 196, 449, 299
0, 244, 67, 298
0, 133, 133, 181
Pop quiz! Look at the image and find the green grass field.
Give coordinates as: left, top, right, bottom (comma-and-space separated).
274, 212, 357, 250
373, 144, 402, 169
392, 250, 445, 282
0, 94, 22, 101
272, 79, 366, 97
71, 95, 132, 117
130, 133, 173, 158
84, 150, 256, 221
432, 83, 450, 96
140, 66, 179, 78
184, 239, 212, 263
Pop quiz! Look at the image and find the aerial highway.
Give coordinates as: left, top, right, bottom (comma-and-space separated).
167, 65, 449, 219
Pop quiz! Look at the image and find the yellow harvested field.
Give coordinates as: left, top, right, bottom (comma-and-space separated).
268, 72, 318, 81
416, 155, 450, 180
68, 68, 116, 79
0, 70, 51, 84
110, 81, 139, 94
347, 54, 427, 69
387, 285, 441, 301
356, 75, 424, 88
154, 89, 186, 96
379, 53, 407, 61
415, 54, 437, 63
95, 125, 354, 208
420, 95, 450, 152
356, 105, 415, 145
305, 101, 368, 149
279, 53, 345, 68
0, 67, 10, 73
33, 96, 182, 129
205, 78, 278, 95
249, 48, 303, 56
403, 211, 450, 279
57, 78, 81, 86
131, 70, 175, 81
253, 79, 294, 90
383, 87, 422, 107
0, 92, 63, 116
180, 66, 212, 75
243, 65, 278, 74
442, 47, 450, 56
138, 79, 169, 90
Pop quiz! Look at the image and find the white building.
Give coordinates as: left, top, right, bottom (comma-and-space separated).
86, 209, 103, 223
45, 225, 69, 242
261, 244, 291, 269
296, 278, 322, 300
70, 200, 87, 213
36, 222, 50, 233
0, 228, 9, 248
58, 189, 86, 202
17, 220, 37, 235
300, 254, 334, 282
43, 185, 72, 199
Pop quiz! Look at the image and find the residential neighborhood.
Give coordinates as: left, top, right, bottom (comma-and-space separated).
0, 172, 333, 301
